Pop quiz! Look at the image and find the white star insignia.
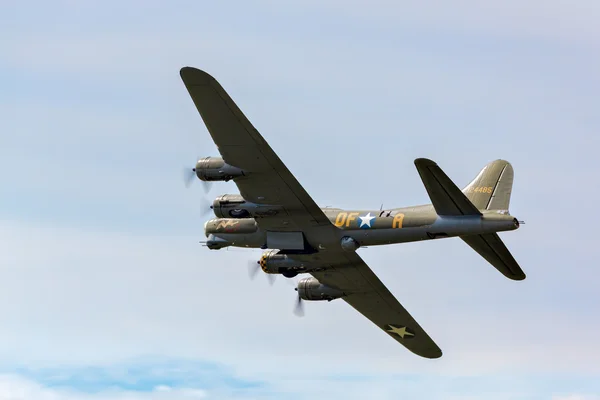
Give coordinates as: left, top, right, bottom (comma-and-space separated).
387, 325, 415, 339
358, 212, 375, 228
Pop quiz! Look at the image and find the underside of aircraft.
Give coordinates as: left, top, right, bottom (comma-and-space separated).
179, 66, 525, 359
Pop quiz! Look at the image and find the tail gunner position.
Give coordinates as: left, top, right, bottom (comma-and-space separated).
180, 67, 525, 359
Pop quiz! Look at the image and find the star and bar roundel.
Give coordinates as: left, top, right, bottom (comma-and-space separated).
358, 212, 375, 229
385, 325, 415, 339
334, 212, 381, 229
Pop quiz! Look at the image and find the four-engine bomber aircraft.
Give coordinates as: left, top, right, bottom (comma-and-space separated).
180, 67, 525, 359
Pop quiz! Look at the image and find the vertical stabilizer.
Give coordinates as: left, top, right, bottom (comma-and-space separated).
459, 160, 524, 280
462, 160, 514, 211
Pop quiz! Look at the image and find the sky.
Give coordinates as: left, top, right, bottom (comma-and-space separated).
1, 1, 599, 399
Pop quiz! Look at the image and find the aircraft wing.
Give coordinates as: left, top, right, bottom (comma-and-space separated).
180, 67, 330, 231
181, 67, 441, 357
310, 251, 442, 359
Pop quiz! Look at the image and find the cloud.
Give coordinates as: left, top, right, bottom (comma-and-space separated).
0, 362, 598, 400
0, 375, 208, 400
0, 358, 264, 400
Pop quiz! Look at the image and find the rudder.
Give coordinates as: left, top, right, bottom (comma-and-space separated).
462, 160, 514, 211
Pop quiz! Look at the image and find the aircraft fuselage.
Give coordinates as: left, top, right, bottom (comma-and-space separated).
203, 204, 519, 250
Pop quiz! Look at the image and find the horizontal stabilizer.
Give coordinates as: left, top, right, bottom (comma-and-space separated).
414, 158, 481, 216
461, 233, 526, 280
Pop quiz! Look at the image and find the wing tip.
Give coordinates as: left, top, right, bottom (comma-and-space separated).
416, 347, 443, 359
508, 271, 527, 281
414, 158, 437, 167
180, 66, 215, 85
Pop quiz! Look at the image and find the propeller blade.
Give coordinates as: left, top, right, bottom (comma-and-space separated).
247, 260, 260, 280
293, 288, 304, 317
199, 196, 213, 217
201, 180, 213, 194
247, 258, 275, 285
183, 168, 196, 188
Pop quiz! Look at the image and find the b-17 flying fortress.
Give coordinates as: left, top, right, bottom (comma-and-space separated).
180, 67, 525, 359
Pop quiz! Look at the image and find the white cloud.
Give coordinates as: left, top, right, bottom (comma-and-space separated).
0, 370, 596, 400
0, 375, 207, 400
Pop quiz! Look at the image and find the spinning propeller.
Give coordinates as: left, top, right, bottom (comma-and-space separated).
247, 259, 275, 285
281, 276, 305, 317
247, 258, 304, 317
183, 165, 213, 193
183, 167, 196, 188
183, 164, 213, 217
184, 161, 305, 317
293, 286, 305, 317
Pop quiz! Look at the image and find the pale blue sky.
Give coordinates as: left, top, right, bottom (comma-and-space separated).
1, 1, 599, 399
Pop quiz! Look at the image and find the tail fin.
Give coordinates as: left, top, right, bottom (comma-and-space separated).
460, 160, 524, 280
462, 160, 514, 211
413, 158, 524, 280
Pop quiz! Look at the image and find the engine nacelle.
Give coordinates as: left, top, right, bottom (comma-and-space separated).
212, 194, 284, 218
204, 218, 258, 235
296, 277, 345, 301
195, 157, 245, 182
259, 249, 310, 277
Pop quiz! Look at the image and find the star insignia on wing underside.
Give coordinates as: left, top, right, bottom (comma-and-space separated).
358, 212, 375, 229
386, 325, 415, 339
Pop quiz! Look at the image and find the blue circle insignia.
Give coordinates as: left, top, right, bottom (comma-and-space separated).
358, 212, 375, 229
